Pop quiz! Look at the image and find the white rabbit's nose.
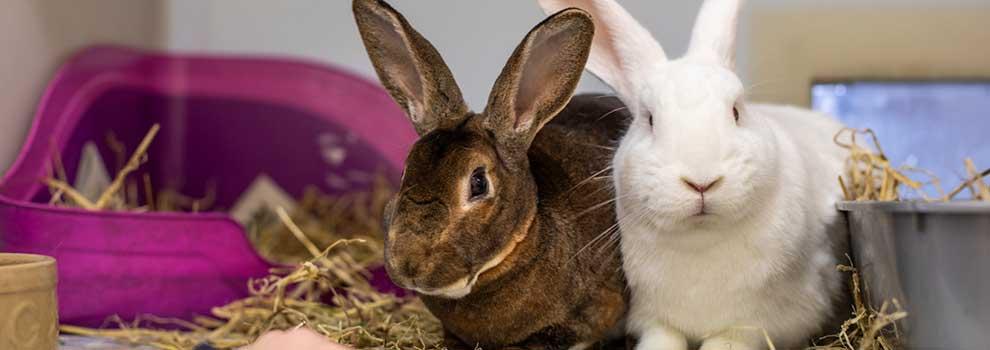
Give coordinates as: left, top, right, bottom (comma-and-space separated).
681, 176, 724, 194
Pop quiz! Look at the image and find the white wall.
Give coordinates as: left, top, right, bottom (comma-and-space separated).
0, 0, 164, 174
164, 0, 990, 110
162, 0, 666, 109
162, 0, 699, 108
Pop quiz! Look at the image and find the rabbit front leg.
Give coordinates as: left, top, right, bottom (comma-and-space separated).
635, 324, 687, 350
443, 331, 477, 350
502, 342, 597, 350
698, 328, 766, 350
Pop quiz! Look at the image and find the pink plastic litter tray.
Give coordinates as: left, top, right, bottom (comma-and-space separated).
0, 46, 417, 326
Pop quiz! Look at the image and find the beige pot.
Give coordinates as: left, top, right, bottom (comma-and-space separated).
0, 253, 58, 350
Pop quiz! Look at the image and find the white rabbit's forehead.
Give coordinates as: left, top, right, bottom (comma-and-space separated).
646, 62, 742, 112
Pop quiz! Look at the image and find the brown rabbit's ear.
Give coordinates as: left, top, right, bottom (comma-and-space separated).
483, 8, 594, 161
353, 0, 469, 136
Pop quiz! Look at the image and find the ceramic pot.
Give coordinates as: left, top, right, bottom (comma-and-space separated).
0, 253, 57, 350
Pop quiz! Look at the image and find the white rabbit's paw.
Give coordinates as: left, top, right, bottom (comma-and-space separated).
698, 329, 767, 350
634, 326, 687, 350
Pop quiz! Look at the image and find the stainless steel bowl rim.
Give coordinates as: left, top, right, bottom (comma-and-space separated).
837, 200, 990, 214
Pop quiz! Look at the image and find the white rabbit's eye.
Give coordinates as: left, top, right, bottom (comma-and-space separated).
732, 106, 740, 123
647, 113, 654, 127
469, 167, 488, 200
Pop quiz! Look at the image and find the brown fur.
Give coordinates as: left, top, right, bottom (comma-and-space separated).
354, 0, 630, 348
353, 0, 468, 135
416, 97, 631, 350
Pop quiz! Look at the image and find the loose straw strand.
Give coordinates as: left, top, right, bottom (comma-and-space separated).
95, 124, 160, 209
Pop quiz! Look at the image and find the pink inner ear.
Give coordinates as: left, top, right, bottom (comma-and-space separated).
512, 26, 572, 130
372, 12, 425, 114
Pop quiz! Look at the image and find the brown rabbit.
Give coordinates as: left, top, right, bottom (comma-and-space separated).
354, 0, 630, 348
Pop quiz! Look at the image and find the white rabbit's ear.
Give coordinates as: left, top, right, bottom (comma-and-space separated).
687, 0, 743, 69
537, 0, 666, 102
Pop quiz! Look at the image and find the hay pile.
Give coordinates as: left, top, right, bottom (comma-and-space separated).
835, 127, 990, 202
60, 219, 443, 350
807, 263, 907, 350
246, 180, 391, 266
46, 125, 444, 350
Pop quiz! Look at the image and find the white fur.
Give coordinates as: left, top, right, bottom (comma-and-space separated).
538, 0, 848, 349
537, 0, 665, 100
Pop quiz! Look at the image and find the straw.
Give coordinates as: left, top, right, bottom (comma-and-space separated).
808, 262, 907, 350
835, 128, 988, 202
59, 199, 443, 350
94, 124, 160, 209
43, 125, 442, 349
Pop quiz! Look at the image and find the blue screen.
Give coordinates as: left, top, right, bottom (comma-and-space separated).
811, 81, 990, 199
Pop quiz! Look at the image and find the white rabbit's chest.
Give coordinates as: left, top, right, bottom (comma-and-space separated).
621, 231, 778, 337
619, 217, 839, 347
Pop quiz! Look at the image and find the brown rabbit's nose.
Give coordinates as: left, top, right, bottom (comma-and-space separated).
682, 176, 724, 194
400, 259, 421, 278
385, 258, 417, 289
390, 255, 431, 284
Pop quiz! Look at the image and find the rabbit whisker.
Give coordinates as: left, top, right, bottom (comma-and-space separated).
571, 177, 615, 202
594, 209, 650, 255
394, 184, 420, 200
570, 205, 645, 261
574, 197, 618, 218
591, 95, 623, 101
574, 142, 617, 151
566, 165, 614, 194
742, 78, 791, 99
574, 192, 627, 218
596, 106, 629, 121
587, 216, 648, 261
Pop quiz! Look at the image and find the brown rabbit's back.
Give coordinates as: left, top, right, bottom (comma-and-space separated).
530, 94, 630, 242
528, 93, 632, 346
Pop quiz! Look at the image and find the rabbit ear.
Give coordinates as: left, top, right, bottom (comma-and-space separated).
537, 0, 666, 102
483, 8, 594, 162
353, 0, 469, 136
687, 0, 742, 69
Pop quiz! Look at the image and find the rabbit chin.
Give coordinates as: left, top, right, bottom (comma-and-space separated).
413, 276, 475, 299
412, 230, 526, 299
631, 195, 736, 228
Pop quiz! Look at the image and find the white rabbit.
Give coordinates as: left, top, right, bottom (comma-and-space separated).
537, 0, 849, 349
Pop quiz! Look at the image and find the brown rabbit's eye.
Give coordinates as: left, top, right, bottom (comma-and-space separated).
469, 167, 488, 200
732, 106, 740, 123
